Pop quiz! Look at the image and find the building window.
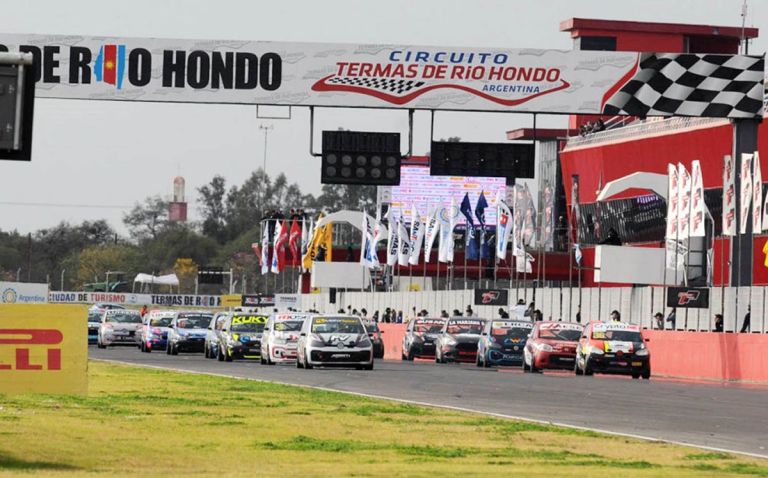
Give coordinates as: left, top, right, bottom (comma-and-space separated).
578, 36, 617, 51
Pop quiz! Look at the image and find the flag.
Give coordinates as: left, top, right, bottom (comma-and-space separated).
495, 193, 512, 261
753, 152, 763, 232
397, 219, 411, 266
251, 243, 262, 267
288, 219, 301, 266
271, 220, 283, 273
319, 218, 333, 262
460, 193, 478, 260
740, 153, 753, 234
360, 213, 380, 268
573, 243, 582, 266
261, 224, 270, 275
690, 160, 706, 237
571, 175, 581, 244
300, 218, 310, 254
511, 185, 525, 256
424, 206, 440, 263
678, 163, 692, 238
666, 163, 679, 239
515, 248, 534, 274
94, 44, 127, 89
408, 204, 424, 265
594, 171, 603, 241
723, 155, 736, 236
372, 207, 386, 246
386, 208, 399, 266
522, 183, 536, 248
438, 198, 457, 263
302, 213, 327, 269
475, 191, 489, 228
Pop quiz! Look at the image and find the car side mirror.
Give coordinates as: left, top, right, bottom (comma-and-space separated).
380, 330, 385, 334
481, 332, 487, 336
581, 335, 587, 339
368, 333, 374, 338
300, 332, 306, 337
168, 324, 174, 328
644, 338, 650, 343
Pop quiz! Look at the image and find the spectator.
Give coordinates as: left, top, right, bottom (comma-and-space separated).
609, 310, 621, 322
654, 312, 664, 330
352, 308, 359, 316
465, 305, 474, 317
666, 309, 677, 330
140, 305, 148, 318
498, 307, 509, 319
575, 305, 581, 323
524, 302, 535, 318
440, 310, 449, 318
714, 314, 724, 332
396, 310, 403, 324
740, 306, 751, 333
452, 309, 462, 317
361, 308, 368, 318
513, 299, 527, 320
533, 309, 543, 321
372, 310, 379, 322
337, 308, 345, 314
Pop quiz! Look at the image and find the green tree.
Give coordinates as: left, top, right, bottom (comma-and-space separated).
197, 175, 228, 243
123, 196, 169, 241
72, 244, 142, 288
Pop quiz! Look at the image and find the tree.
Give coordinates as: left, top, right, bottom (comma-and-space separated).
123, 196, 169, 241
72, 244, 142, 288
314, 184, 376, 212
142, 224, 218, 274
198, 175, 228, 243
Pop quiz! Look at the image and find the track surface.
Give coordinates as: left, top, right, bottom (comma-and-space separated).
91, 346, 768, 458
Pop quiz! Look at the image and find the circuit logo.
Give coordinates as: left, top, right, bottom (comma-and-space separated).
1, 288, 17, 303
481, 291, 500, 304
676, 290, 701, 306
0, 329, 63, 370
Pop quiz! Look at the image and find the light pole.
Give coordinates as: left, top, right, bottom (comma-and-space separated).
16, 268, 21, 282
60, 269, 66, 291
259, 123, 274, 174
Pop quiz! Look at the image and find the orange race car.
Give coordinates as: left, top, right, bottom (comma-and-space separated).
522, 321, 583, 372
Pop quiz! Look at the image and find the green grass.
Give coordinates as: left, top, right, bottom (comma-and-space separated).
0, 361, 766, 477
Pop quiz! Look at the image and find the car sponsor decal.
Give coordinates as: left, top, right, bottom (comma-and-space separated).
603, 341, 634, 353
231, 315, 268, 325
449, 319, 484, 326
539, 322, 583, 331
416, 319, 446, 325
491, 320, 533, 329
592, 322, 640, 332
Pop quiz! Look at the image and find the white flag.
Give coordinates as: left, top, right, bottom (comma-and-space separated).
753, 151, 763, 232
723, 155, 736, 236
666, 163, 679, 239
689, 160, 706, 237
423, 206, 440, 263
677, 163, 691, 238
515, 248, 533, 273
261, 221, 270, 275
397, 219, 411, 266
386, 208, 399, 266
408, 204, 424, 265
495, 193, 513, 261
270, 220, 282, 274
740, 153, 753, 235
360, 213, 379, 268
438, 198, 457, 263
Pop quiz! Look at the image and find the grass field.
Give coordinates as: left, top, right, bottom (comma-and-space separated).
0, 362, 766, 477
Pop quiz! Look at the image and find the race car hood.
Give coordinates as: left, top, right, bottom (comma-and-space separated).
109, 323, 140, 332
447, 333, 481, 344
537, 338, 578, 350
227, 332, 263, 343
315, 333, 365, 347
176, 328, 207, 338
601, 340, 639, 354
273, 331, 300, 342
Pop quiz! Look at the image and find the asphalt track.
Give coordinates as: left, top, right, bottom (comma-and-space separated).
91, 346, 768, 459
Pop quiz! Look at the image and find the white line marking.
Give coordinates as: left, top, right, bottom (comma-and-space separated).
91, 358, 768, 460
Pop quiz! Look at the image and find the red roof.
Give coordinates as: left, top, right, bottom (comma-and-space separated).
560, 18, 758, 40
506, 128, 575, 141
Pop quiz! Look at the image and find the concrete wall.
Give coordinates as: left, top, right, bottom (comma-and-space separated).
300, 286, 767, 333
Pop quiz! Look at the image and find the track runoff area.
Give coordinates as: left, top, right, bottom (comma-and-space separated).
91, 343, 768, 460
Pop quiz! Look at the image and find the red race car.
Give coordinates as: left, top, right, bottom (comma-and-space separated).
523, 321, 583, 373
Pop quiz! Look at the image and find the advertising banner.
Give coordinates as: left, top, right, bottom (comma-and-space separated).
0, 305, 87, 394
677, 163, 691, 239
48, 291, 225, 307
0, 282, 48, 304
689, 160, 706, 238
473, 288, 509, 306
275, 293, 300, 310
0, 34, 762, 117
241, 294, 275, 307
740, 153, 753, 234
666, 287, 710, 309
722, 155, 736, 236
753, 152, 763, 232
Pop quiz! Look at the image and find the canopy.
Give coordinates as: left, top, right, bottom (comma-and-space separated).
133, 273, 180, 286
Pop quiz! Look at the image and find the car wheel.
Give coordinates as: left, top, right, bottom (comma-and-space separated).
204, 345, 209, 359
171, 343, 179, 356
483, 354, 491, 368
407, 349, 414, 361
166, 342, 172, 355
522, 355, 530, 372
260, 354, 266, 365
476, 353, 482, 367
225, 348, 233, 362
642, 366, 651, 380
364, 362, 374, 371
97, 341, 106, 349
574, 357, 584, 375
296, 351, 304, 368
304, 354, 313, 369
583, 361, 593, 376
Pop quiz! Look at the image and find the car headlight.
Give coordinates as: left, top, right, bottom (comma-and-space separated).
357, 336, 372, 348
635, 348, 649, 357
589, 346, 604, 355
309, 334, 325, 347
537, 343, 553, 352
443, 337, 457, 346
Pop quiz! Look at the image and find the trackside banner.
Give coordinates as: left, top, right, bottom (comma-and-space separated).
0, 34, 763, 117
49, 291, 223, 307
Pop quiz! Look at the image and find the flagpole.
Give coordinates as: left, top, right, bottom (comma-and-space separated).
463, 229, 468, 290
568, 211, 574, 322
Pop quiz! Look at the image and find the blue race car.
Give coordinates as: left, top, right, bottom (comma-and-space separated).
87, 311, 101, 344
476, 319, 533, 367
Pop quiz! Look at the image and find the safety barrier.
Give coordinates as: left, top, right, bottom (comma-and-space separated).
300, 286, 768, 333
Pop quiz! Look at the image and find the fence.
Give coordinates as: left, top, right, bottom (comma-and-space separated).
299, 285, 767, 334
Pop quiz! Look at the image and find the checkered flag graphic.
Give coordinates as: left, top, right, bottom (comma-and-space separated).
327, 77, 426, 96
602, 53, 764, 119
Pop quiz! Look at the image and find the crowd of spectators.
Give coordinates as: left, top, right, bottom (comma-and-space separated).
578, 118, 605, 137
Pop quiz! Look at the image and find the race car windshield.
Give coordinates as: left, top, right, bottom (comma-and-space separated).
149, 317, 173, 327
492, 327, 529, 340
231, 322, 265, 333
538, 328, 582, 341
414, 323, 443, 334
274, 321, 303, 332
592, 330, 643, 342
363, 322, 379, 332
106, 313, 141, 323
312, 318, 365, 334
176, 316, 211, 329
88, 312, 101, 322
446, 321, 483, 335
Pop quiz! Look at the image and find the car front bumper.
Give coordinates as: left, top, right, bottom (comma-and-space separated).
486, 348, 524, 365
270, 344, 298, 362
587, 355, 649, 374
308, 347, 372, 366
175, 337, 206, 352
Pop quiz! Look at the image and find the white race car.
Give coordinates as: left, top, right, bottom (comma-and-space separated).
260, 312, 307, 364
296, 315, 373, 370
97, 309, 142, 348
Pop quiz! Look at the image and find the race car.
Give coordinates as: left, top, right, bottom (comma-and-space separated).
138, 309, 176, 353
296, 315, 373, 370
476, 319, 532, 367
217, 313, 267, 361
362, 319, 385, 359
575, 321, 651, 379
97, 309, 142, 348
434, 317, 485, 364
523, 321, 583, 372
204, 312, 229, 359
401, 317, 446, 360
166, 311, 213, 355
260, 312, 307, 364
89, 302, 125, 315
87, 310, 102, 344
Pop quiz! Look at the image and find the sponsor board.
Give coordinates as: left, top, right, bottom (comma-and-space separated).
473, 288, 509, 306
220, 294, 243, 308
1, 282, 49, 304
666, 287, 710, 309
275, 293, 300, 310
48, 291, 224, 307
241, 294, 275, 307
0, 305, 87, 394
0, 34, 762, 117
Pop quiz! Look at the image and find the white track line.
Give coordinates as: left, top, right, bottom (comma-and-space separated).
92, 358, 768, 461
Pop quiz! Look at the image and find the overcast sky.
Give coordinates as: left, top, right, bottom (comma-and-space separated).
1, 0, 764, 234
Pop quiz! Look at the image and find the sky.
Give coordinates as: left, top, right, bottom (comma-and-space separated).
0, 0, 764, 234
